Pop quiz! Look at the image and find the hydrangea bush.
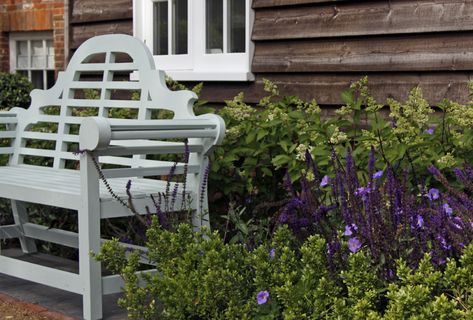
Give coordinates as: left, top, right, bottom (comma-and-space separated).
211, 77, 473, 210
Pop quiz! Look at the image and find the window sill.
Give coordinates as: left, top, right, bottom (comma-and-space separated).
164, 70, 255, 82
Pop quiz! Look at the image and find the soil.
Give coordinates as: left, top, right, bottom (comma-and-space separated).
0, 293, 76, 320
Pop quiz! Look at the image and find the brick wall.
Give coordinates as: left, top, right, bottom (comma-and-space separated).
0, 32, 8, 71
0, 0, 65, 73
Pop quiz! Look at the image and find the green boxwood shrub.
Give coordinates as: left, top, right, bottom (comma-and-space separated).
96, 223, 473, 319
0, 72, 33, 110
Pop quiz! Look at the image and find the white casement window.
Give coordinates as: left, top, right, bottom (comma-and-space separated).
133, 0, 254, 81
9, 32, 55, 90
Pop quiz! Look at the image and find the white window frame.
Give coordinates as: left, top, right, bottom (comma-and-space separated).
133, 0, 254, 81
9, 31, 55, 90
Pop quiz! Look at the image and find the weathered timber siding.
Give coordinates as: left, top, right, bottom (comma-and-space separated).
198, 0, 473, 105
66, 0, 473, 105
68, 0, 132, 52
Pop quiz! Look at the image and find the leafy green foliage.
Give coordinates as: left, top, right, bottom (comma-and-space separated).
212, 76, 473, 209
0, 72, 33, 110
96, 222, 473, 319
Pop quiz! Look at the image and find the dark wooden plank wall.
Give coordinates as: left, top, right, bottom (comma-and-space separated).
66, 0, 473, 106
199, 0, 473, 105
68, 0, 132, 52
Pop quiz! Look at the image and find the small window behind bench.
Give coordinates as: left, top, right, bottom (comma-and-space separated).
9, 31, 55, 90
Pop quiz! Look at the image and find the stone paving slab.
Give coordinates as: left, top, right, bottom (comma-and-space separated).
0, 249, 127, 319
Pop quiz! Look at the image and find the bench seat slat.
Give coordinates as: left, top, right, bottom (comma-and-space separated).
103, 163, 200, 178
19, 148, 79, 160
21, 132, 80, 143
97, 142, 204, 156
0, 166, 188, 210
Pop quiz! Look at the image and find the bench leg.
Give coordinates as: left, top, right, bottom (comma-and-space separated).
79, 154, 103, 320
188, 156, 211, 232
11, 200, 37, 253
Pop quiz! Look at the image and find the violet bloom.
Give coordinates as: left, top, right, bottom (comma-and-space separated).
443, 203, 453, 215
372, 170, 384, 179
452, 216, 463, 230
320, 175, 330, 187
416, 215, 424, 228
355, 186, 371, 201
427, 188, 440, 201
428, 165, 441, 177
257, 291, 270, 305
348, 237, 362, 253
424, 128, 434, 134
437, 235, 451, 251
343, 223, 358, 236
269, 248, 276, 259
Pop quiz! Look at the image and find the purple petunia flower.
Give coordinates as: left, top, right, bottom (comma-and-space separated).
257, 290, 270, 305
372, 170, 384, 179
320, 175, 330, 187
343, 223, 358, 236
269, 248, 276, 259
427, 188, 440, 201
424, 128, 435, 135
443, 203, 453, 215
348, 237, 362, 253
416, 215, 424, 228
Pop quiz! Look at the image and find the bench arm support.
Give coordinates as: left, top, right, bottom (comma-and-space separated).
79, 115, 226, 155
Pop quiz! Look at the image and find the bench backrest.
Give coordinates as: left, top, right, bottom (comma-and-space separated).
9, 34, 198, 169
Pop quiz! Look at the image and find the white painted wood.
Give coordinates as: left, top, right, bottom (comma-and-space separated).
0, 255, 83, 294
103, 163, 200, 178
22, 223, 152, 265
0, 225, 21, 239
79, 152, 103, 320
0, 147, 14, 154
23, 223, 79, 248
0, 34, 225, 320
11, 200, 37, 253
102, 269, 157, 295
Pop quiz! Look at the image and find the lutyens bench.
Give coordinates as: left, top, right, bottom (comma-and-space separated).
0, 34, 225, 319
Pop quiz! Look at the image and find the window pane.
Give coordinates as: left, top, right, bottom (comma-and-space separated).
173, 0, 187, 54
154, 1, 169, 55
228, 0, 245, 53
31, 40, 45, 68
17, 41, 28, 69
31, 70, 44, 89
16, 70, 28, 78
206, 0, 223, 54
46, 40, 55, 69
47, 70, 55, 89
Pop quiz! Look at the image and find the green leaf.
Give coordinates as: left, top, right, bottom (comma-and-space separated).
341, 88, 354, 106
288, 111, 305, 119
257, 129, 268, 141
272, 154, 291, 167
245, 131, 256, 144
279, 141, 289, 153
261, 167, 273, 177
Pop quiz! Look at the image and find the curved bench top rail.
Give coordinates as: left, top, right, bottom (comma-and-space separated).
9, 34, 199, 169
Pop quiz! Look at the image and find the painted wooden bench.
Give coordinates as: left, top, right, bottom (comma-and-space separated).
0, 34, 225, 319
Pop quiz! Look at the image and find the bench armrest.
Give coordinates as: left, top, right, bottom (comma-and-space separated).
79, 115, 225, 155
